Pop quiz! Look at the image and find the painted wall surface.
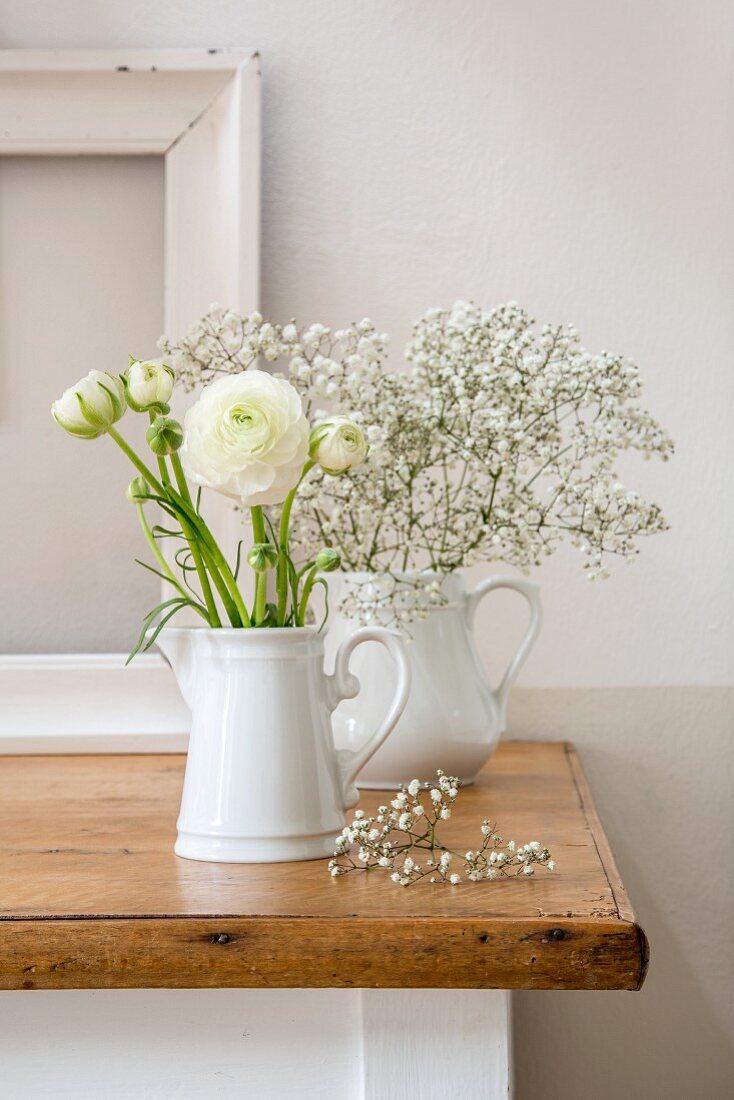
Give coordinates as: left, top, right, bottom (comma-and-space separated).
1, 2, 732, 1098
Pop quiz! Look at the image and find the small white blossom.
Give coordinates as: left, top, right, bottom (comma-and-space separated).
326, 768, 555, 889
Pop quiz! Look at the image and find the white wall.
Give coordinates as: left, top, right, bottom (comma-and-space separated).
2, 2, 732, 1098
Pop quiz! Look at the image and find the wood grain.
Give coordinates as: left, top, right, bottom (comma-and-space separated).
0, 742, 647, 990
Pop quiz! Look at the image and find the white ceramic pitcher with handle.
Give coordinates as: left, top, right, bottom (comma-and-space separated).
324, 572, 542, 788
156, 625, 410, 862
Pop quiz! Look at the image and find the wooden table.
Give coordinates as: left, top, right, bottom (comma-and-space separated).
0, 741, 646, 992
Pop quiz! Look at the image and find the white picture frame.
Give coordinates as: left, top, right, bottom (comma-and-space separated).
0, 49, 261, 750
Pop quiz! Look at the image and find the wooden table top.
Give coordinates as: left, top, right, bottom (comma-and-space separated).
0, 741, 647, 990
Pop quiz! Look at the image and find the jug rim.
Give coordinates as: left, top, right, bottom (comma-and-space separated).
330, 568, 456, 581
155, 624, 321, 637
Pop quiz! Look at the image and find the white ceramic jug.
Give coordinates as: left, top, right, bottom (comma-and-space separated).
157, 625, 410, 863
325, 572, 542, 788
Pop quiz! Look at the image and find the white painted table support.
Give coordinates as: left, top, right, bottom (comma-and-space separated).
362, 989, 511, 1100
0, 989, 511, 1099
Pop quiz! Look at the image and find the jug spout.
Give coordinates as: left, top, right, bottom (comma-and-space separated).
156, 627, 197, 710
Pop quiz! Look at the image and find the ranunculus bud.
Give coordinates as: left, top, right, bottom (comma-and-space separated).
122, 358, 175, 413
315, 547, 341, 573
309, 416, 367, 475
126, 476, 149, 503
51, 370, 126, 439
247, 542, 279, 573
146, 415, 184, 455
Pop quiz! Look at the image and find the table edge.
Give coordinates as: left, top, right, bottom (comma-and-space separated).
0, 914, 647, 991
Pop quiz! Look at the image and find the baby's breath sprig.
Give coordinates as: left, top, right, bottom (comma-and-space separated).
328, 770, 555, 887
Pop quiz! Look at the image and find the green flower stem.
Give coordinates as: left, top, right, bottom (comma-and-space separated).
197, 540, 242, 627
250, 506, 268, 626
135, 504, 207, 620
107, 426, 165, 496
193, 518, 251, 627
109, 425, 226, 627
143, 416, 220, 626
276, 461, 314, 626
148, 412, 172, 489
108, 424, 249, 628
296, 564, 318, 626
166, 477, 251, 627
168, 452, 222, 628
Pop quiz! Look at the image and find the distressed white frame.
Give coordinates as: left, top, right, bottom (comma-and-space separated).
0, 49, 260, 749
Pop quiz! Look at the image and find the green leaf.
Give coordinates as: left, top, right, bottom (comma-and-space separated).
152, 525, 187, 541
233, 539, 245, 582
174, 548, 196, 571
134, 558, 180, 587
284, 554, 300, 615
313, 576, 330, 632
140, 601, 196, 657
263, 511, 278, 545
262, 602, 280, 627
126, 597, 191, 665
172, 548, 203, 598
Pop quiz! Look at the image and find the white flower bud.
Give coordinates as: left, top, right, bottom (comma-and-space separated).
309, 416, 368, 474
51, 370, 125, 439
122, 358, 175, 412
146, 415, 184, 455
126, 476, 149, 503
315, 547, 341, 573
247, 542, 278, 573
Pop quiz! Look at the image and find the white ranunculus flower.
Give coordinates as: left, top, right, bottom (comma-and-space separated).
123, 358, 175, 412
309, 416, 368, 475
51, 370, 126, 439
181, 370, 309, 506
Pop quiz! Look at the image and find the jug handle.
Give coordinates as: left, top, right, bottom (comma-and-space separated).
328, 627, 411, 809
464, 576, 543, 727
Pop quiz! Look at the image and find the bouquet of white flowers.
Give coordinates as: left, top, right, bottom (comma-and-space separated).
51, 356, 367, 656
162, 301, 673, 624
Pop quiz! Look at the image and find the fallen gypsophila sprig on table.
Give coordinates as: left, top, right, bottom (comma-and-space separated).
328, 770, 555, 886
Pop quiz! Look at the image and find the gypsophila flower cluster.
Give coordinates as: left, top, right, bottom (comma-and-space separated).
294, 302, 673, 622
159, 304, 389, 416
161, 302, 673, 625
328, 770, 555, 887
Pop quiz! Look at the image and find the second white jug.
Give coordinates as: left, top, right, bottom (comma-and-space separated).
325, 572, 542, 788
